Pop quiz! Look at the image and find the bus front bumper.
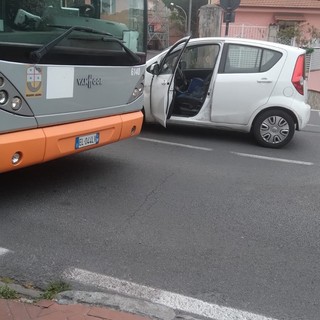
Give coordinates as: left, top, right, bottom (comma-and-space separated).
0, 111, 143, 173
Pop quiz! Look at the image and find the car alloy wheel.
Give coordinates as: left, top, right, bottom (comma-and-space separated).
253, 109, 295, 148
260, 115, 289, 144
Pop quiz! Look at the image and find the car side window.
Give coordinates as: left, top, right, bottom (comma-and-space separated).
159, 51, 180, 75
155, 44, 220, 75
223, 44, 282, 73
181, 44, 220, 69
260, 49, 282, 72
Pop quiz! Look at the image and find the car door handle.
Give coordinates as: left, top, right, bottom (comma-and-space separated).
257, 78, 272, 83
161, 80, 168, 85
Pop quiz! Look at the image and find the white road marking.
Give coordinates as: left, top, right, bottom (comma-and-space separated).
306, 123, 320, 127
0, 247, 10, 256
64, 268, 278, 320
231, 152, 314, 166
138, 137, 213, 151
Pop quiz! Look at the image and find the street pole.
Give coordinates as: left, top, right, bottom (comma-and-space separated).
187, 0, 192, 36
170, 3, 188, 35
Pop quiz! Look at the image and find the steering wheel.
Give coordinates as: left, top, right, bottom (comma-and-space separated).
176, 66, 188, 89
79, 4, 95, 17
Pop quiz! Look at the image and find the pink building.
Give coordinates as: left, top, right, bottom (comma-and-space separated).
210, 0, 320, 95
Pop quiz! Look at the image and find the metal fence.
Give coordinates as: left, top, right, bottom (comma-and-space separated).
220, 24, 320, 72
220, 24, 269, 41
310, 48, 320, 71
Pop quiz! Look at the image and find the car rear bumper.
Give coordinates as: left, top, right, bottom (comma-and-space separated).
294, 102, 311, 130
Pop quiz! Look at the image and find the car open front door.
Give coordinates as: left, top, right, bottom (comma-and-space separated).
150, 36, 190, 127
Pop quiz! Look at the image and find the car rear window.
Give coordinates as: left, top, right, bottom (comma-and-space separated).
223, 44, 282, 73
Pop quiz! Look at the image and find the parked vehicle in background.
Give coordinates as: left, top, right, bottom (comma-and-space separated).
0, 0, 147, 173
144, 37, 311, 148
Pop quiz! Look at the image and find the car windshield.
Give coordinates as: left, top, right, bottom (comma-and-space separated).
0, 0, 146, 53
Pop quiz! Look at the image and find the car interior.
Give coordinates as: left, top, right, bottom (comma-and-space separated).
169, 44, 220, 118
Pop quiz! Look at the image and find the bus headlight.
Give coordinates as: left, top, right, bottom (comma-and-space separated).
0, 90, 8, 105
11, 96, 22, 111
0, 77, 4, 87
128, 75, 144, 104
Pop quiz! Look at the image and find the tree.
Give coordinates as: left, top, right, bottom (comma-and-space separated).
162, 0, 207, 36
277, 22, 320, 53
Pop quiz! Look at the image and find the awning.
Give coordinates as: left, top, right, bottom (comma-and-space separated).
274, 14, 306, 21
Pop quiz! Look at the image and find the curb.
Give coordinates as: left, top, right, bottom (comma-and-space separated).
0, 282, 206, 320
0, 280, 41, 300
57, 290, 177, 320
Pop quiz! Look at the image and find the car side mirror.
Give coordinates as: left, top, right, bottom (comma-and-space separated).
149, 63, 160, 76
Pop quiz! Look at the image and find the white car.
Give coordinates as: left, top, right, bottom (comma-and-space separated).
143, 37, 311, 148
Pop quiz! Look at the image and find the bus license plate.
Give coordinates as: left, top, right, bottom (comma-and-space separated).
75, 133, 99, 149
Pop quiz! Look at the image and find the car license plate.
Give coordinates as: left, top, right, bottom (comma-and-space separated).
75, 133, 99, 149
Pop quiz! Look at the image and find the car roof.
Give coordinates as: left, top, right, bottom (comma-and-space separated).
187, 37, 305, 53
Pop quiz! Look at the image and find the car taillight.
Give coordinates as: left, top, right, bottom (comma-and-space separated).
291, 54, 305, 95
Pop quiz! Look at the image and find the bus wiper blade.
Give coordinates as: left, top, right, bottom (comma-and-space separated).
101, 37, 141, 64
30, 25, 113, 63
30, 25, 106, 63
29, 25, 140, 64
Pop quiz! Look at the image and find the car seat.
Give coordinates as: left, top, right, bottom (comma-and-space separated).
175, 74, 211, 116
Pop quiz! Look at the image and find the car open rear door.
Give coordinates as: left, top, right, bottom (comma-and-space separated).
150, 36, 190, 127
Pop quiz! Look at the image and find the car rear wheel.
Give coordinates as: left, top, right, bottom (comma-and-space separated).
252, 109, 295, 148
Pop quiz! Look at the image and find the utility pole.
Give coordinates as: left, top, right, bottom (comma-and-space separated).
170, 2, 187, 34
187, 0, 192, 36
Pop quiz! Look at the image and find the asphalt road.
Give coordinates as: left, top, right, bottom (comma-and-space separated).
1, 111, 320, 320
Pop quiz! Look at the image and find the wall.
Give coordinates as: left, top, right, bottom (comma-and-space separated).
308, 89, 320, 110
308, 70, 320, 91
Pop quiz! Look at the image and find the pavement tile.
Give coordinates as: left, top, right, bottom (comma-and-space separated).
7, 300, 31, 320
36, 303, 64, 318
24, 303, 43, 319
40, 303, 72, 314
60, 303, 91, 315
36, 302, 108, 319
0, 299, 13, 320
36, 312, 68, 320
34, 300, 55, 308
88, 306, 152, 320
67, 315, 91, 320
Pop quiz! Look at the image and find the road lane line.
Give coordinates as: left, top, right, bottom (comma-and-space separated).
231, 152, 314, 166
0, 247, 10, 256
138, 137, 213, 151
232, 152, 314, 166
306, 123, 320, 127
64, 268, 278, 320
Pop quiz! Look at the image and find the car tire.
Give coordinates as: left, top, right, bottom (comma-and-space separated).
252, 109, 295, 148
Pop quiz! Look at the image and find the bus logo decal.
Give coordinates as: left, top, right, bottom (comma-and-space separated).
26, 66, 42, 97
76, 75, 102, 89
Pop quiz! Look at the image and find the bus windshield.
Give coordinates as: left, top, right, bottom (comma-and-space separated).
0, 0, 147, 65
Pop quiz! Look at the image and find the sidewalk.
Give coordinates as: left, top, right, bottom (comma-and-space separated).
0, 298, 152, 320
0, 280, 198, 320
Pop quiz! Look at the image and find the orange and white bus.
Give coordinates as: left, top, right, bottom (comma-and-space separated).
0, 0, 147, 172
